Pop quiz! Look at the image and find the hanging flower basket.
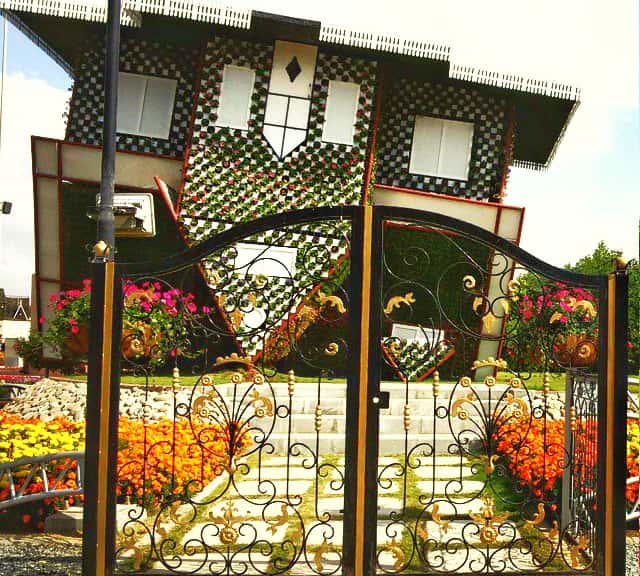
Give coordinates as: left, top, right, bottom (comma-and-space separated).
553, 333, 598, 367
39, 280, 208, 369
64, 325, 90, 356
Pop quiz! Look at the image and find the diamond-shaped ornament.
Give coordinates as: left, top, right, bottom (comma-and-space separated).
285, 56, 302, 82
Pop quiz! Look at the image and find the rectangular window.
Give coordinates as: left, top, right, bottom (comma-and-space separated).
116, 72, 177, 139
322, 81, 360, 146
234, 243, 298, 278
216, 65, 255, 131
391, 323, 445, 347
409, 116, 474, 180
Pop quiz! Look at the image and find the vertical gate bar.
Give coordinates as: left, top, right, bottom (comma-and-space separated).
361, 207, 385, 574
605, 266, 629, 576
353, 205, 374, 576
82, 260, 122, 576
343, 207, 366, 576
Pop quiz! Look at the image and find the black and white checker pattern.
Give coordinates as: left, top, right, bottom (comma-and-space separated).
199, 222, 351, 356
376, 78, 507, 201
66, 36, 198, 158
180, 38, 376, 233
179, 38, 375, 357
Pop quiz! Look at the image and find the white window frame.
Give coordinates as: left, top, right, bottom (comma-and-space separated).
234, 243, 298, 278
391, 323, 445, 347
215, 65, 255, 131
409, 116, 474, 181
117, 72, 177, 140
322, 80, 360, 146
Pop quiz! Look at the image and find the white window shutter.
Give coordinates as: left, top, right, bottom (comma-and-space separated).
270, 41, 318, 99
216, 65, 255, 130
234, 243, 298, 278
117, 73, 146, 135
139, 77, 177, 139
439, 120, 474, 180
409, 116, 442, 176
322, 81, 360, 145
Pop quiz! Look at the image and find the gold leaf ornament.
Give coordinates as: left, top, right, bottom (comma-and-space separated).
524, 502, 546, 528
383, 538, 405, 571
430, 503, 450, 534
317, 292, 347, 314
384, 292, 416, 315
314, 537, 330, 572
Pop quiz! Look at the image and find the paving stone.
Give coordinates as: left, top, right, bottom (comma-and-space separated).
180, 519, 289, 546
316, 496, 403, 518
416, 480, 485, 498
305, 520, 404, 546
413, 464, 475, 479
231, 479, 313, 499
239, 465, 318, 480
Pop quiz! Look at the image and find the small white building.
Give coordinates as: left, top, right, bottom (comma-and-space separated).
0, 296, 30, 368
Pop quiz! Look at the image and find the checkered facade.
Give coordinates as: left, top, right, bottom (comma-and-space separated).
180, 37, 376, 233
201, 221, 351, 356
66, 36, 198, 158
178, 37, 375, 356
376, 78, 508, 201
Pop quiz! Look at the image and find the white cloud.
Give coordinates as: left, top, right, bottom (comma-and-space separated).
0, 72, 68, 296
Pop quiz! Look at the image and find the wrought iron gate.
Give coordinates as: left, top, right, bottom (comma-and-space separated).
83, 206, 629, 576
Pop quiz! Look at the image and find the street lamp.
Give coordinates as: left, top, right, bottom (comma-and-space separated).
0, 201, 10, 214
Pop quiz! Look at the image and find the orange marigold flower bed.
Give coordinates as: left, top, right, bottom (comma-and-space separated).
497, 415, 637, 508
1, 411, 248, 529
116, 416, 250, 507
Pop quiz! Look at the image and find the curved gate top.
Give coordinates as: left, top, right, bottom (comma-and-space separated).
83, 205, 629, 576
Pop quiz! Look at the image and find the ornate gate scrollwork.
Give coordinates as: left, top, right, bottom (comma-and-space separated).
101, 206, 626, 576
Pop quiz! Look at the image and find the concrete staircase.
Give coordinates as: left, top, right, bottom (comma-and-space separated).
209, 380, 527, 455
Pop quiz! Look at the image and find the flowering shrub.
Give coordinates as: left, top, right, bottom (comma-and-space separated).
497, 414, 638, 509
0, 411, 246, 530
496, 416, 568, 500
30, 280, 209, 369
0, 412, 85, 530
116, 416, 251, 508
506, 279, 598, 370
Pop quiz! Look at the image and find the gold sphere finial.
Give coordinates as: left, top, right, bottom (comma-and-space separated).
93, 240, 111, 258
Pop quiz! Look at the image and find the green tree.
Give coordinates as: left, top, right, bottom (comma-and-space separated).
564, 240, 622, 274
565, 241, 639, 373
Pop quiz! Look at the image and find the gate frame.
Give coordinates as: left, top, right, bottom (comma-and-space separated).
83, 205, 629, 576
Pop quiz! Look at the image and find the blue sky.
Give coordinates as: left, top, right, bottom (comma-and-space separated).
5, 21, 71, 89
0, 0, 638, 295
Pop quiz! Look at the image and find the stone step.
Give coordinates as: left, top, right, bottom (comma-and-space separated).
254, 432, 477, 455
208, 381, 531, 402
197, 394, 528, 419
249, 411, 478, 435
44, 505, 83, 535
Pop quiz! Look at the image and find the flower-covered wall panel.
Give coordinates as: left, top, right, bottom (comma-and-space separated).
376, 78, 508, 202
179, 36, 377, 242
66, 36, 198, 158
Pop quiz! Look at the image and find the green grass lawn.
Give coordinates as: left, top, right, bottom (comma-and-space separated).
58, 369, 640, 397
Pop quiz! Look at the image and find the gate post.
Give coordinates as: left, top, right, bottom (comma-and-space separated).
605, 262, 629, 576
82, 257, 123, 576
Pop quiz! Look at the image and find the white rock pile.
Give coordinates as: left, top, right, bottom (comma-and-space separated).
1, 378, 192, 422
1, 378, 570, 423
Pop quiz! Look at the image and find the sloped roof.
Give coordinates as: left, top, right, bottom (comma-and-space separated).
2, 0, 580, 168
